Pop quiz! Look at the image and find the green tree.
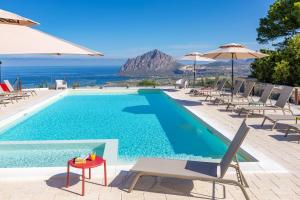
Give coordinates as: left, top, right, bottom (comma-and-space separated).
293, 2, 300, 23
251, 0, 300, 86
272, 60, 290, 84
257, 0, 300, 45
282, 34, 300, 85
251, 34, 300, 86
250, 50, 278, 83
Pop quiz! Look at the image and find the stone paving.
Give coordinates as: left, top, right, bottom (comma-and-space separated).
1, 88, 300, 200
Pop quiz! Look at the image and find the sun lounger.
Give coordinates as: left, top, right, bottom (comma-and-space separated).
213, 80, 246, 104
221, 81, 256, 108
285, 124, 300, 143
0, 86, 22, 103
4, 80, 31, 98
238, 86, 294, 118
189, 78, 219, 95
128, 120, 251, 200
226, 84, 274, 111
261, 114, 298, 130
0, 96, 12, 107
203, 79, 227, 100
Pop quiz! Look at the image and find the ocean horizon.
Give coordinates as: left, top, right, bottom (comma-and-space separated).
2, 65, 129, 88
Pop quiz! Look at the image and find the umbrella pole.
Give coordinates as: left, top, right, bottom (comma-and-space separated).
231, 54, 234, 101
193, 60, 196, 88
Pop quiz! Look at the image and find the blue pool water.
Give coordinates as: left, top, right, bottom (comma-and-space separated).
0, 142, 104, 167
0, 90, 248, 166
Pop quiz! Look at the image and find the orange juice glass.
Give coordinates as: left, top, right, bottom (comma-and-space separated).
90, 153, 96, 161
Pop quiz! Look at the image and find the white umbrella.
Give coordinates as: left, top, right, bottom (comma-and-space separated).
0, 9, 103, 82
181, 52, 215, 87
0, 24, 103, 56
203, 43, 268, 99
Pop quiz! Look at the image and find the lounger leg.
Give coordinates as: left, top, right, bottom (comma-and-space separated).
221, 183, 226, 199
128, 172, 143, 193
226, 104, 230, 111
238, 109, 243, 116
285, 127, 291, 137
271, 122, 277, 131
215, 179, 249, 200
238, 183, 250, 200
261, 117, 267, 127
212, 181, 216, 199
238, 169, 249, 188
232, 105, 237, 112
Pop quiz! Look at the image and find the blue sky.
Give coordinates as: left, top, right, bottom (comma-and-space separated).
1, 0, 274, 59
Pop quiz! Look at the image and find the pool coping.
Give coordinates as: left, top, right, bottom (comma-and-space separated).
0, 88, 288, 179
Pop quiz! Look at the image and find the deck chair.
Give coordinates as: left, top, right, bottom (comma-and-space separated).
189, 78, 219, 96
261, 114, 298, 130
285, 124, 300, 143
213, 80, 245, 105
223, 81, 256, 109
4, 80, 31, 98
203, 79, 227, 101
226, 84, 274, 111
4, 80, 37, 96
128, 120, 251, 200
238, 86, 294, 118
0, 86, 22, 103
0, 96, 12, 107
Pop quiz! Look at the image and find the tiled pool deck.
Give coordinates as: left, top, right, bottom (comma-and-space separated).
1, 88, 300, 200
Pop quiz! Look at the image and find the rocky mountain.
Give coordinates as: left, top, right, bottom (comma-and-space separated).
120, 49, 181, 76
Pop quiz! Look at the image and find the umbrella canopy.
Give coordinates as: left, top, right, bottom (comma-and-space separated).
181, 52, 216, 62
0, 24, 103, 56
0, 9, 38, 26
181, 52, 215, 87
0, 9, 103, 83
203, 43, 268, 100
203, 43, 268, 59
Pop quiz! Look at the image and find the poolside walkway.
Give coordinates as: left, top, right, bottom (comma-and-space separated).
1, 88, 300, 200
0, 89, 63, 121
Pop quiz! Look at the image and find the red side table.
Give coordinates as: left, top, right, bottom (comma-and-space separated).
66, 156, 107, 196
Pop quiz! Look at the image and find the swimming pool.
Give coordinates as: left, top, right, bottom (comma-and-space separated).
0, 89, 251, 167
0, 141, 105, 168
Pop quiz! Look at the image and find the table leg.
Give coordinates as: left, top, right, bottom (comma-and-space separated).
89, 168, 91, 179
104, 160, 107, 186
82, 168, 85, 196
66, 163, 70, 188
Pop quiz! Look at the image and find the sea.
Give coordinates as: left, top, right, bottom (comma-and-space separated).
1, 66, 129, 88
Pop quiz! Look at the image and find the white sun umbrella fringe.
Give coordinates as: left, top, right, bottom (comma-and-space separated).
0, 9, 38, 26
0, 9, 103, 84
203, 43, 268, 100
180, 52, 215, 88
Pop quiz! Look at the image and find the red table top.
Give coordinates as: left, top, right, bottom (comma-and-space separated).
68, 156, 105, 169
